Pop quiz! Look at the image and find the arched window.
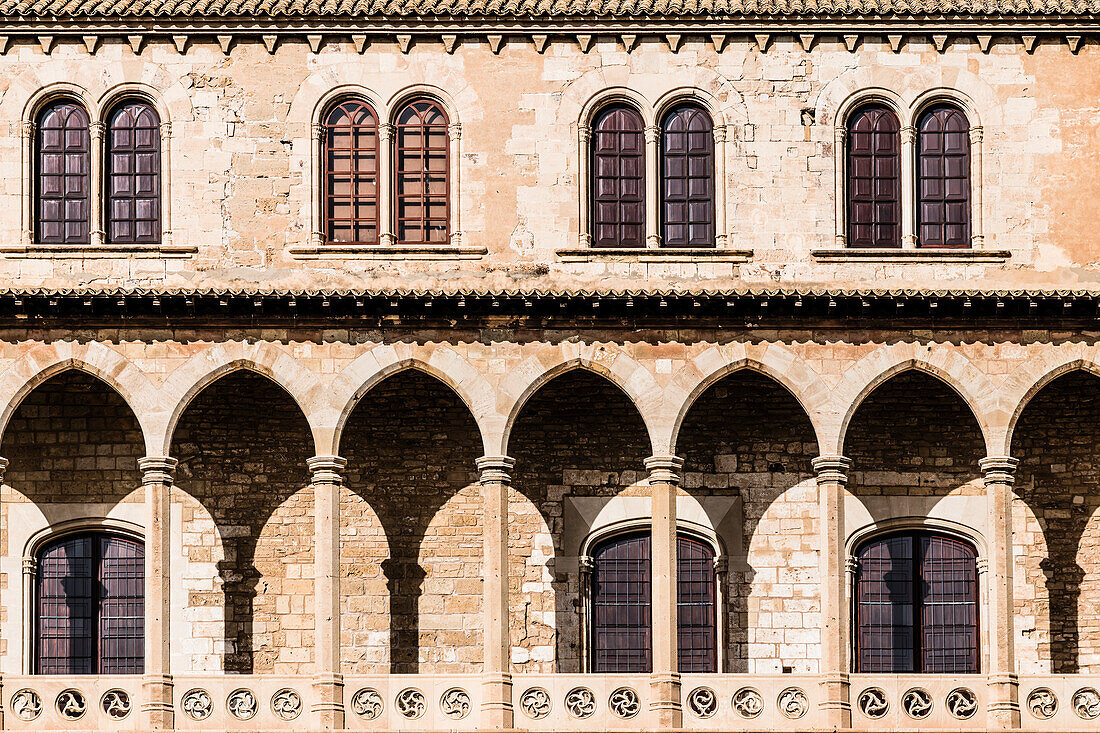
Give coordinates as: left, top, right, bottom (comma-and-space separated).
106, 101, 161, 244
323, 99, 379, 245
660, 105, 714, 248
395, 100, 449, 244
917, 105, 971, 248
854, 531, 978, 673
591, 105, 645, 249
35, 532, 144, 674
36, 100, 91, 245
846, 105, 900, 248
589, 531, 719, 673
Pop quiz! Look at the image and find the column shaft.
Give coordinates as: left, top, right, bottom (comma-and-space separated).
478, 456, 515, 730
139, 456, 177, 731
379, 124, 395, 246
89, 122, 105, 246
901, 126, 917, 248
310, 455, 347, 730
813, 455, 851, 729
644, 126, 661, 248
982, 456, 1020, 729
646, 455, 683, 728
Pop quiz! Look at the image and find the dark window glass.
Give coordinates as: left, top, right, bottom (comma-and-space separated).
395, 100, 449, 244
591, 105, 645, 248
36, 533, 144, 674
855, 531, 978, 673
661, 106, 714, 248
106, 101, 161, 244
324, 99, 379, 245
917, 105, 971, 248
591, 532, 718, 673
846, 105, 901, 248
36, 101, 90, 245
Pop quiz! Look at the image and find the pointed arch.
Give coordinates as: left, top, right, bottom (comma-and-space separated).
1002, 346, 1100, 455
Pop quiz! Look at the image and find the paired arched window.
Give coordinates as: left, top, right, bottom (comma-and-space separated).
590, 103, 717, 249
35, 98, 162, 245
320, 97, 451, 246
854, 530, 978, 673
589, 531, 718, 673
35, 532, 144, 674
846, 102, 971, 249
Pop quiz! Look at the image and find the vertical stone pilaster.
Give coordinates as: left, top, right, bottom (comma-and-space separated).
646, 455, 683, 728
139, 456, 177, 731
0, 456, 7, 730
477, 456, 515, 730
378, 123, 396, 246
644, 126, 661, 248
89, 121, 105, 246
982, 456, 1021, 729
900, 126, 918, 249
813, 455, 852, 729
309, 455, 347, 730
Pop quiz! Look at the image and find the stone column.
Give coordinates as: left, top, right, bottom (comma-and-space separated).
646, 455, 683, 728
20, 122, 34, 245
89, 121, 105, 246
159, 121, 173, 245
379, 123, 395, 246
577, 125, 592, 247
0, 456, 7, 729
310, 122, 324, 247
981, 456, 1020, 729
713, 124, 728, 247
139, 456, 177, 731
477, 456, 515, 729
970, 126, 985, 247
813, 455, 852, 729
644, 126, 661, 248
900, 126, 917, 248
309, 455, 347, 730
448, 122, 463, 244
833, 126, 847, 247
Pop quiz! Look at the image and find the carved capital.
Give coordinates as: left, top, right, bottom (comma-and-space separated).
159, 121, 173, 139
23, 557, 37, 576
980, 455, 1019, 485
448, 122, 462, 140
310, 122, 323, 141
379, 123, 395, 142
645, 455, 684, 485
308, 455, 347, 485
900, 125, 917, 145
138, 456, 178, 485
812, 455, 851, 484
0, 455, 8, 484
578, 124, 591, 144
970, 126, 984, 144
644, 125, 660, 144
477, 455, 515, 485
579, 554, 595, 574
20, 121, 35, 140
89, 121, 105, 141
712, 124, 727, 144
713, 555, 729, 574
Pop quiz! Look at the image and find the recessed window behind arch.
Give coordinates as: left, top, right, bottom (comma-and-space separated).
36, 100, 91, 244
323, 98, 379, 245
854, 530, 978, 673
35, 531, 144, 674
660, 105, 715, 248
591, 105, 645, 248
917, 104, 971, 248
106, 100, 161, 244
846, 104, 901, 248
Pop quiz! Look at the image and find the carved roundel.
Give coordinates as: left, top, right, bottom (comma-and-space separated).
56, 689, 87, 720
777, 687, 808, 719
902, 688, 933, 719
351, 688, 384, 719
520, 687, 552, 719
732, 687, 764, 718
440, 688, 471, 720
181, 689, 213, 721
227, 689, 258, 720
1074, 687, 1100, 720
565, 687, 596, 718
1028, 688, 1058, 720
858, 687, 889, 719
396, 688, 426, 719
945, 688, 978, 720
608, 687, 640, 719
271, 688, 303, 721
101, 689, 132, 720
687, 687, 718, 718
10, 689, 42, 721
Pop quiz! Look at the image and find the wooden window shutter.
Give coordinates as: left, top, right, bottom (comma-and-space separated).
591, 105, 645, 248
677, 535, 717, 672
846, 105, 901, 248
396, 100, 449, 245
917, 105, 971, 248
661, 106, 715, 248
591, 533, 652, 672
106, 101, 161, 244
36, 101, 91, 245
324, 99, 380, 245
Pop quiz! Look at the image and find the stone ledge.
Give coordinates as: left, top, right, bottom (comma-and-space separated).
555, 248, 753, 263
811, 248, 1012, 263
287, 244, 488, 260
0, 243, 198, 259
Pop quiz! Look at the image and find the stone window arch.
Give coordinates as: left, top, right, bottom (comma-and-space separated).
915, 104, 972, 248
35, 99, 91, 245
321, 98, 380, 245
845, 104, 901, 249
104, 99, 161, 245
590, 104, 646, 249
659, 104, 715, 248
394, 98, 451, 245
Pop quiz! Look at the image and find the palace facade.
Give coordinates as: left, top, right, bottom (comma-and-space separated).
0, 1, 1096, 730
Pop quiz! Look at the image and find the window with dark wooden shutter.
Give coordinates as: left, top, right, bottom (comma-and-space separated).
35, 533, 144, 674
396, 100, 449, 245
854, 531, 978, 673
917, 105, 971, 248
846, 105, 901, 248
592, 533, 652, 672
106, 101, 161, 244
661, 106, 715, 248
324, 99, 379, 245
36, 101, 90, 245
677, 535, 717, 672
591, 105, 645, 248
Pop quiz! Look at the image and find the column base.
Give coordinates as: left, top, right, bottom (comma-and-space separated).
480, 672, 514, 729
819, 672, 852, 729
987, 673, 1021, 729
140, 674, 174, 731
649, 672, 682, 728
311, 673, 346, 730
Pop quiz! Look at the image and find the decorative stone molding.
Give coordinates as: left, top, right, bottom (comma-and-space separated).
102, 690, 131, 720
440, 688, 471, 719
307, 454, 347, 485
139, 456, 178, 485
733, 687, 764, 718
477, 455, 514, 484
980, 455, 1020, 485
396, 688, 426, 719
227, 689, 258, 720
351, 688, 383, 719
777, 687, 808, 719
946, 687, 978, 719
645, 455, 684, 485
56, 689, 87, 720
565, 687, 596, 718
812, 455, 851, 484
687, 687, 718, 718
902, 688, 932, 719
857, 687, 888, 718
271, 689, 302, 720
609, 687, 640, 718
181, 689, 213, 720
11, 689, 42, 721
521, 688, 552, 719
1074, 687, 1100, 720
1028, 688, 1058, 719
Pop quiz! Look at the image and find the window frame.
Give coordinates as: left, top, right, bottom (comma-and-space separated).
589, 104, 647, 249
915, 103, 972, 249
394, 98, 451, 246
659, 104, 716, 249
104, 99, 162, 245
845, 103, 902, 249
34, 99, 92, 246
322, 98, 381, 246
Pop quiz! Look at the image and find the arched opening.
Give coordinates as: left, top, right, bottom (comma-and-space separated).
169, 371, 313, 674
676, 370, 819, 673
507, 369, 651, 673
338, 369, 483, 674
1012, 369, 1100, 673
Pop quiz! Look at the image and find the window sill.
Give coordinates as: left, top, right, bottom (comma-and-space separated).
811, 248, 1011, 263
287, 244, 488, 261
0, 243, 197, 259
555, 248, 753, 263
